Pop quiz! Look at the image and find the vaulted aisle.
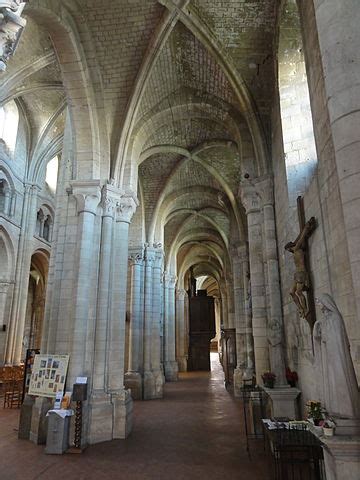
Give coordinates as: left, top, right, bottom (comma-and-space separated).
0, 354, 271, 480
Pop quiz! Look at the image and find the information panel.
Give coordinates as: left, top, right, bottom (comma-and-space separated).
28, 354, 69, 398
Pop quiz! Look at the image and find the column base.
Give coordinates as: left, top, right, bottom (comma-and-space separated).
332, 417, 360, 436
263, 386, 300, 419
29, 396, 52, 445
233, 367, 245, 397
321, 435, 360, 480
243, 366, 255, 381
143, 370, 164, 400
176, 356, 188, 372
18, 394, 35, 439
88, 391, 113, 444
124, 371, 143, 400
164, 361, 178, 382
112, 389, 133, 439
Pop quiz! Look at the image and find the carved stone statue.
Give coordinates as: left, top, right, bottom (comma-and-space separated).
0, 1, 26, 72
314, 294, 360, 419
285, 216, 316, 318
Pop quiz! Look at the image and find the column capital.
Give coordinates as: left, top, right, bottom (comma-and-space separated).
253, 175, 274, 207
239, 179, 261, 214
144, 245, 156, 265
71, 180, 102, 215
128, 249, 144, 266
176, 289, 187, 300
164, 273, 177, 288
115, 190, 138, 224
101, 184, 121, 218
239, 175, 274, 212
0, 282, 11, 294
237, 244, 248, 262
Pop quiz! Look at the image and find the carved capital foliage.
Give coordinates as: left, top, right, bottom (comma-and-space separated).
254, 175, 274, 207
71, 180, 102, 216
164, 272, 177, 289
128, 250, 143, 266
237, 244, 248, 262
144, 246, 156, 265
239, 175, 274, 212
115, 191, 138, 224
176, 288, 187, 301
101, 184, 120, 218
239, 180, 260, 214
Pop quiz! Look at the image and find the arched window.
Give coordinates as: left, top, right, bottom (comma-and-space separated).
278, 0, 317, 205
0, 180, 6, 213
45, 156, 59, 194
36, 209, 44, 237
0, 100, 19, 154
43, 216, 51, 241
0, 177, 13, 216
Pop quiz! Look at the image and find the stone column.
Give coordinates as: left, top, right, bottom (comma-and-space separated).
143, 246, 157, 399
66, 181, 101, 385
256, 176, 287, 385
242, 249, 255, 379
89, 184, 116, 444
164, 273, 179, 381
0, 282, 10, 327
226, 277, 235, 329
6, 184, 39, 364
124, 248, 144, 400
232, 245, 247, 395
220, 283, 228, 328
151, 247, 165, 391
176, 288, 187, 372
240, 183, 269, 383
106, 191, 137, 438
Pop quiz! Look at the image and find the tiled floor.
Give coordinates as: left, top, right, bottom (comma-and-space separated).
0, 354, 272, 479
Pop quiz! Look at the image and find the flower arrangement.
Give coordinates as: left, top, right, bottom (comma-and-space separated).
286, 368, 298, 387
262, 372, 276, 388
306, 400, 325, 426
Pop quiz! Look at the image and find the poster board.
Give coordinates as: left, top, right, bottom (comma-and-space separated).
28, 354, 69, 398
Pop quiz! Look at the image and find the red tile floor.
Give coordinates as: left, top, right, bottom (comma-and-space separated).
0, 354, 272, 480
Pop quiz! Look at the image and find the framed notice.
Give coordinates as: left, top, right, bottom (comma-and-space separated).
28, 354, 70, 398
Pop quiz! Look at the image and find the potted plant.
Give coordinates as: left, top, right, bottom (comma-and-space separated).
321, 418, 336, 436
262, 371, 276, 388
306, 400, 324, 426
286, 368, 298, 387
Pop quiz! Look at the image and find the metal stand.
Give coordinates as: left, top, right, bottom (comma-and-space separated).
241, 384, 267, 456
67, 400, 83, 453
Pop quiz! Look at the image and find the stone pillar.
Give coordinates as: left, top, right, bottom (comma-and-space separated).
0, 282, 10, 327
164, 273, 179, 381
220, 284, 228, 328
88, 185, 116, 444
256, 176, 287, 386
232, 245, 247, 395
6, 184, 39, 364
313, 0, 360, 338
106, 191, 137, 438
67, 181, 101, 386
242, 250, 255, 380
176, 288, 187, 372
124, 248, 144, 400
226, 277, 235, 329
240, 183, 269, 383
143, 247, 157, 399
151, 247, 165, 392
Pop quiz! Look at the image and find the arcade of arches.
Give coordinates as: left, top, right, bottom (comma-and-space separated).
0, 1, 360, 479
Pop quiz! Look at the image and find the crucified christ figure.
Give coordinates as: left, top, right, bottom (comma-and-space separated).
285, 216, 316, 319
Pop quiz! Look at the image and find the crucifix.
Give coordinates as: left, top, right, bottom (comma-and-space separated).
285, 196, 317, 332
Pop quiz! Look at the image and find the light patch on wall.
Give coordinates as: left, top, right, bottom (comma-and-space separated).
0, 100, 19, 153
46, 156, 58, 193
